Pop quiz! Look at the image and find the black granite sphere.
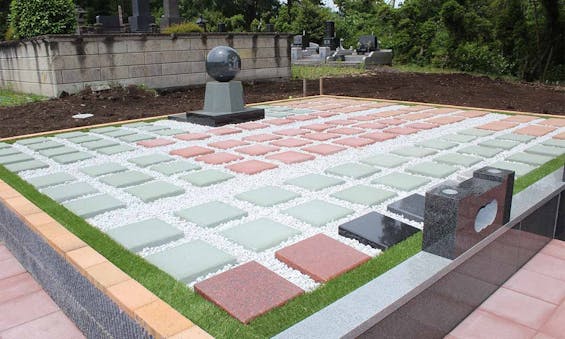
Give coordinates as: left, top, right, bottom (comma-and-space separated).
206, 46, 241, 82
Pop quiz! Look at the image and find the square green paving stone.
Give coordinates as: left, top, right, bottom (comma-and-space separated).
331, 185, 397, 206
458, 145, 504, 158
372, 172, 431, 191
69, 135, 102, 144
543, 139, 565, 148
325, 163, 380, 179
360, 154, 410, 168
0, 147, 20, 157
435, 153, 483, 167
525, 145, 564, 157
458, 128, 495, 137
90, 126, 119, 134
15, 137, 49, 146
416, 139, 458, 151
63, 194, 125, 218
0, 153, 33, 165
406, 161, 458, 178
149, 160, 200, 175
129, 154, 173, 168
235, 186, 300, 207
391, 146, 437, 158
136, 125, 169, 132
55, 131, 85, 139
0, 142, 12, 149
100, 170, 153, 188
179, 169, 233, 187
41, 182, 99, 202
221, 218, 300, 252
39, 146, 79, 158
154, 128, 185, 136
104, 129, 137, 138
284, 174, 345, 191
489, 161, 536, 177
82, 139, 119, 150
122, 122, 149, 128
496, 134, 535, 142
80, 163, 128, 177
125, 181, 185, 203
283, 200, 354, 227
27, 172, 75, 188
442, 134, 477, 143
145, 240, 236, 283
506, 152, 553, 166
266, 111, 292, 118
479, 139, 520, 150
107, 218, 184, 252
175, 201, 247, 228
4, 160, 48, 173
52, 152, 93, 164
119, 134, 155, 143
97, 145, 135, 155
26, 141, 63, 151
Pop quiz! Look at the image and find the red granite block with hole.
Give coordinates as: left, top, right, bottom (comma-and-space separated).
301, 132, 341, 141
175, 133, 210, 141
137, 138, 175, 148
208, 140, 249, 150
195, 152, 243, 165
242, 134, 282, 142
354, 122, 386, 130
266, 151, 315, 164
194, 261, 304, 324
456, 110, 489, 118
266, 118, 293, 126
301, 123, 333, 132
327, 127, 365, 135
274, 128, 310, 137
514, 125, 557, 136
427, 116, 466, 125
170, 146, 214, 158
384, 127, 420, 135
270, 138, 313, 148
237, 122, 269, 130
406, 122, 438, 130
209, 127, 242, 135
226, 160, 278, 174
302, 144, 347, 156
333, 137, 376, 148
477, 121, 519, 131
236, 144, 280, 156
361, 132, 397, 142
275, 234, 370, 282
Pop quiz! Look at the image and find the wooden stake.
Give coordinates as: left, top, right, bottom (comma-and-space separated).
319, 77, 324, 95
303, 78, 307, 97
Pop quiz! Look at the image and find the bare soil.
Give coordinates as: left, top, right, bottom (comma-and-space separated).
1, 70, 564, 138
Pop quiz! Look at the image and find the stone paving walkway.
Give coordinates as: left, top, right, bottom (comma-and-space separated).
1, 97, 564, 323
447, 239, 565, 339
0, 242, 84, 339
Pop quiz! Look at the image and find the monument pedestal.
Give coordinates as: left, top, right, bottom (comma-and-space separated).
169, 81, 265, 126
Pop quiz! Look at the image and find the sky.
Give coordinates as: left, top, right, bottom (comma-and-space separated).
280, 1, 404, 11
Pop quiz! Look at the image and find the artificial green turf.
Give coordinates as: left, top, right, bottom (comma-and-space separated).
513, 154, 565, 194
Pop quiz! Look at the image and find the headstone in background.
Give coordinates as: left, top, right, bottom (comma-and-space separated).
96, 16, 122, 33
160, 0, 182, 29
129, 0, 154, 32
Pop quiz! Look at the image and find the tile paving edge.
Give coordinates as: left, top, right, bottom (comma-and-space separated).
0, 178, 211, 339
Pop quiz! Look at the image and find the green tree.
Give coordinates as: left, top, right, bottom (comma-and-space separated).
9, 0, 77, 39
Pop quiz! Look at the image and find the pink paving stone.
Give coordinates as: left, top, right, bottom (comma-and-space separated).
236, 144, 280, 156
361, 132, 397, 142
362, 102, 396, 109
327, 127, 365, 135
541, 303, 565, 338
348, 115, 375, 122
270, 138, 313, 148
371, 110, 407, 118
274, 128, 311, 136
449, 309, 537, 339
405, 122, 438, 130
301, 123, 333, 132
226, 160, 278, 175
288, 114, 317, 122
208, 139, 249, 150
503, 268, 565, 305
501, 115, 539, 123
137, 138, 175, 148
242, 133, 282, 142
0, 273, 41, 305
456, 110, 490, 118
426, 116, 466, 125
0, 311, 85, 339
0, 257, 25, 281
301, 144, 347, 156
384, 126, 420, 135
353, 122, 386, 130
333, 137, 376, 148
174, 133, 210, 141
537, 118, 565, 128
403, 105, 435, 112
477, 121, 520, 131
275, 234, 370, 283
326, 119, 356, 126
195, 152, 243, 165
0, 245, 10, 261
194, 261, 304, 324
0, 290, 59, 332
554, 132, 565, 140
315, 111, 341, 118
302, 132, 341, 141
401, 112, 438, 121
378, 118, 405, 126
427, 108, 460, 114
266, 118, 293, 126
266, 151, 315, 164
514, 125, 557, 136
237, 122, 269, 130
170, 146, 214, 158
209, 127, 242, 136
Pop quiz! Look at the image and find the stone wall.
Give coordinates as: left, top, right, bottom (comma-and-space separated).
0, 33, 292, 97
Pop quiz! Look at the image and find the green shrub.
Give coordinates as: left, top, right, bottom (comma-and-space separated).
9, 0, 77, 39
162, 22, 203, 34
4, 26, 14, 41
451, 42, 511, 75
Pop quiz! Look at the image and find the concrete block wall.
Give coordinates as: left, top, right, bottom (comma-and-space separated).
0, 33, 292, 97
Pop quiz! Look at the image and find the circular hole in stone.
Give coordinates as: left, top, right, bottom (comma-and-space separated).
442, 188, 458, 195
474, 199, 498, 233
487, 168, 502, 174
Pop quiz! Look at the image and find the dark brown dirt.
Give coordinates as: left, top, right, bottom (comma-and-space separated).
1, 70, 563, 138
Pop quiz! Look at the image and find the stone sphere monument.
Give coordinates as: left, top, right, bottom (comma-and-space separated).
206, 46, 241, 82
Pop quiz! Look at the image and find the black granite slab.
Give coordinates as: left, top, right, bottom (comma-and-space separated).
387, 194, 425, 223
168, 108, 265, 127
339, 212, 420, 250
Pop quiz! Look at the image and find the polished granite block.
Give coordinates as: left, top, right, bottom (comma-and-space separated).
359, 154, 410, 168
169, 108, 265, 127
423, 166, 515, 259
235, 186, 300, 207
284, 174, 345, 191
331, 185, 397, 206
107, 218, 184, 252
27, 172, 76, 188
387, 194, 425, 223
339, 212, 420, 250
221, 218, 300, 252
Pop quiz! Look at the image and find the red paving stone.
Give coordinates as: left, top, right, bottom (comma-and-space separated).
522, 252, 565, 281
266, 118, 293, 125
274, 128, 311, 136
348, 115, 376, 122
208, 140, 249, 150
242, 134, 282, 142
237, 122, 269, 130
401, 112, 438, 121
353, 122, 386, 130
540, 303, 565, 338
236, 144, 280, 156
450, 309, 537, 339
174, 133, 210, 141
170, 146, 214, 158
554, 133, 565, 140
477, 121, 520, 131
503, 269, 565, 305
209, 127, 242, 136
426, 116, 466, 125
266, 151, 316, 164
0, 291, 60, 332
301, 144, 347, 156
371, 110, 406, 118
226, 160, 278, 174
326, 119, 356, 126
301, 123, 333, 132
0, 257, 25, 281
195, 152, 243, 165
315, 111, 341, 118
301, 132, 341, 141
378, 118, 405, 126
403, 105, 435, 112
426, 108, 460, 115
0, 311, 84, 339
327, 127, 365, 135
0, 273, 41, 305
270, 138, 313, 148
137, 138, 175, 148
361, 132, 397, 142
384, 127, 420, 135
456, 110, 490, 118
275, 234, 370, 282
502, 115, 540, 123
194, 261, 304, 324
333, 137, 376, 148
288, 114, 317, 122
537, 118, 565, 128
514, 125, 557, 137
405, 122, 438, 130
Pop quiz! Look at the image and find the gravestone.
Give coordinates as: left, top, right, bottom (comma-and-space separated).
422, 167, 515, 259
293, 35, 309, 50
96, 16, 122, 33
169, 46, 265, 126
129, 0, 154, 32
356, 35, 378, 54
160, 0, 182, 28
322, 21, 340, 51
